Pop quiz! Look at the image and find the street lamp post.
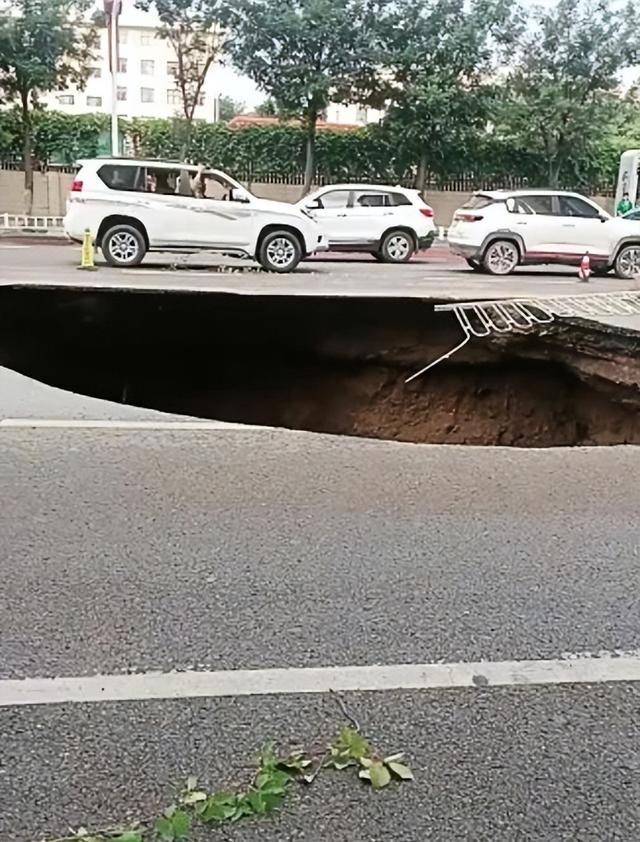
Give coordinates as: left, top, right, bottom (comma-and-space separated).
104, 0, 121, 155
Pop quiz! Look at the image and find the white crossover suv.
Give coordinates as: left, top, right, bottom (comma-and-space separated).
448, 190, 640, 278
64, 158, 328, 272
296, 184, 436, 262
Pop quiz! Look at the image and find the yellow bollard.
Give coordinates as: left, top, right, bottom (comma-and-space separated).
77, 228, 97, 271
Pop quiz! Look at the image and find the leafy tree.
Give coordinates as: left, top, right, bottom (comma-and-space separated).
0, 0, 97, 213
382, 0, 519, 193
497, 0, 640, 188
218, 95, 245, 121
254, 99, 278, 118
136, 0, 226, 151
222, 0, 386, 194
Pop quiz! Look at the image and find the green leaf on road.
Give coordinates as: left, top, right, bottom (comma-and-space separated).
368, 760, 392, 790
387, 761, 414, 781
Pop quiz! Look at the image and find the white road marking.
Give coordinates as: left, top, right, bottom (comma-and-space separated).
2, 654, 640, 708
0, 418, 268, 431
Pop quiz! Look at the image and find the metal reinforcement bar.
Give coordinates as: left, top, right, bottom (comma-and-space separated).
406, 291, 640, 382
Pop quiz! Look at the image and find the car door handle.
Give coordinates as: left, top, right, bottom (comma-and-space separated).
562, 223, 576, 228
337, 213, 348, 217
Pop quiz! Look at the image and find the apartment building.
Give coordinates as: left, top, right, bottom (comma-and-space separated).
43, 6, 381, 126
42, 7, 219, 121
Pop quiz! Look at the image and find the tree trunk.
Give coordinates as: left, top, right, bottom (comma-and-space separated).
301, 111, 318, 198
179, 116, 193, 162
416, 151, 428, 196
548, 158, 561, 189
21, 92, 33, 216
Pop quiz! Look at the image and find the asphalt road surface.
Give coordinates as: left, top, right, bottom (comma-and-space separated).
2, 422, 640, 841
2, 244, 640, 841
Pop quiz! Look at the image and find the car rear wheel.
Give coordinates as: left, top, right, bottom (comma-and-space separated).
614, 245, 640, 279
466, 258, 483, 272
258, 230, 302, 273
379, 230, 414, 263
483, 240, 519, 275
102, 224, 146, 267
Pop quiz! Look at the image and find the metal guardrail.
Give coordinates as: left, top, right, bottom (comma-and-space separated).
1, 213, 64, 230
406, 291, 640, 381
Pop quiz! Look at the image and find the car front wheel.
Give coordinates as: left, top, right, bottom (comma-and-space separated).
379, 230, 414, 263
102, 224, 146, 267
614, 245, 640, 279
466, 258, 483, 272
258, 230, 302, 272
483, 240, 519, 275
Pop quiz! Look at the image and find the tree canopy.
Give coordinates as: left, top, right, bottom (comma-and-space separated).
0, 0, 97, 212
222, 0, 386, 193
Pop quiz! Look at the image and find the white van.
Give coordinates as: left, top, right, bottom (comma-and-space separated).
64, 158, 328, 272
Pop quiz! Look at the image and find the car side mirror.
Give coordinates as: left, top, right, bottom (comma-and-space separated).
231, 187, 251, 203
305, 199, 321, 210
598, 213, 609, 223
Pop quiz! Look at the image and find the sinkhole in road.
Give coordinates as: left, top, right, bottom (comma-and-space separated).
1, 287, 640, 446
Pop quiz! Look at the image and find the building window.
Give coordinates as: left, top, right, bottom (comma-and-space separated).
91, 67, 102, 78
119, 29, 128, 45
140, 87, 155, 103
198, 93, 205, 106
141, 59, 155, 75
167, 89, 180, 105
167, 61, 178, 77
117, 86, 127, 101
87, 96, 103, 107
140, 31, 153, 46
118, 57, 127, 73
57, 94, 74, 105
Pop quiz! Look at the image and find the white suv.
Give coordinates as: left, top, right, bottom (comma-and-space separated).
297, 184, 436, 262
448, 190, 640, 278
64, 158, 328, 272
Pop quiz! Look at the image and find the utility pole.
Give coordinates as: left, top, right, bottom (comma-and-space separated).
105, 0, 121, 155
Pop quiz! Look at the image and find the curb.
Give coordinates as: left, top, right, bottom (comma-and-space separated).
0, 228, 68, 243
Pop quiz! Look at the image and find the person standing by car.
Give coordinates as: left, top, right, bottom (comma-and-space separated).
617, 192, 633, 216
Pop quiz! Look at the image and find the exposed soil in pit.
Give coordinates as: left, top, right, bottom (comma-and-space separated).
1, 287, 639, 447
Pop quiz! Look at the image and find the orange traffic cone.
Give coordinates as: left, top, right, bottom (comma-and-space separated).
578, 253, 591, 283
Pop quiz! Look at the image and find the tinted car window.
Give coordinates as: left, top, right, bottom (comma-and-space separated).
558, 196, 600, 218
354, 191, 391, 208
318, 190, 350, 209
517, 195, 555, 215
390, 192, 412, 206
625, 210, 640, 220
98, 164, 145, 192
146, 167, 182, 195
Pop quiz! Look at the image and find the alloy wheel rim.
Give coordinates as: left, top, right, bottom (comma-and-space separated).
109, 232, 139, 262
387, 235, 411, 260
266, 237, 296, 268
619, 247, 640, 277
487, 243, 518, 274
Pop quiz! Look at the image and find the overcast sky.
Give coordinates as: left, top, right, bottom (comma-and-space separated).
118, 0, 637, 109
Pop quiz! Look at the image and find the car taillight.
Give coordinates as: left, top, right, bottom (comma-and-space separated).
455, 213, 484, 222
419, 208, 434, 218
71, 180, 83, 192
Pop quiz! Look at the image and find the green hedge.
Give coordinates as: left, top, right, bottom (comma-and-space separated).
0, 108, 623, 192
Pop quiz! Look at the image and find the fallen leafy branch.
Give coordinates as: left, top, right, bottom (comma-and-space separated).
42, 725, 413, 841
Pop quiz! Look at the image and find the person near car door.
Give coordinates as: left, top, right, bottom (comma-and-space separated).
617, 192, 633, 216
